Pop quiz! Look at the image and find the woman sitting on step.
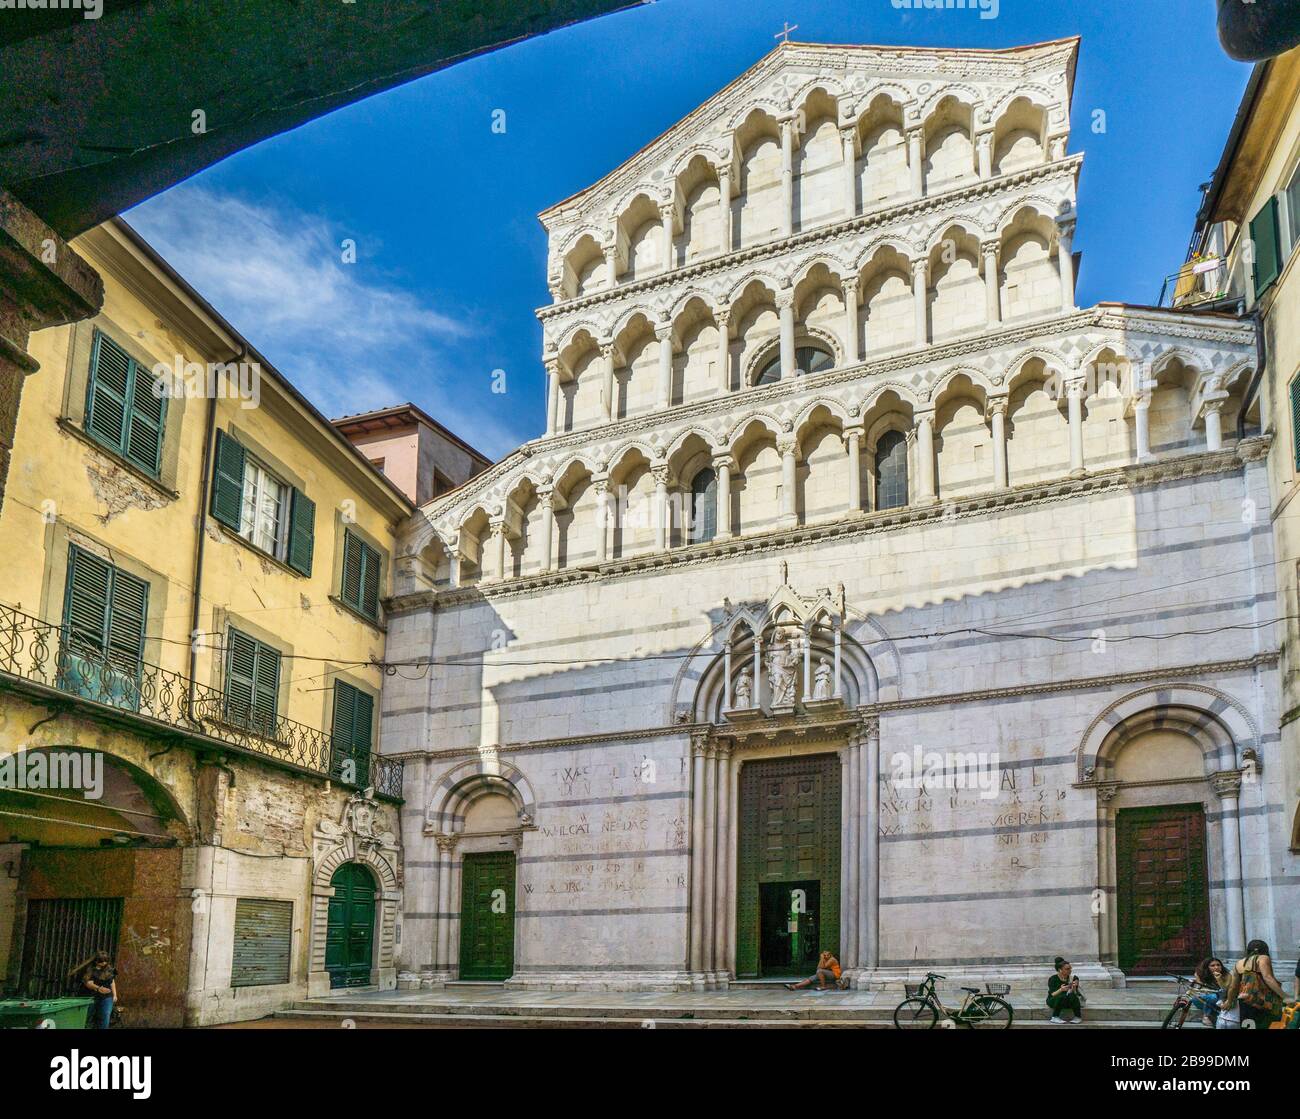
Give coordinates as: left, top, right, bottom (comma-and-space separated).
1047, 957, 1084, 1023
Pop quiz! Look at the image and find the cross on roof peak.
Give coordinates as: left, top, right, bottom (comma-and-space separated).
774, 21, 799, 43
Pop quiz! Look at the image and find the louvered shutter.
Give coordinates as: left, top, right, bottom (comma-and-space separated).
341, 531, 363, 610
85, 332, 131, 451
126, 361, 166, 475
64, 547, 111, 654
1292, 375, 1300, 473
211, 429, 246, 530
252, 640, 280, 733
105, 568, 148, 680
360, 541, 380, 619
331, 680, 357, 780
286, 489, 315, 576
224, 629, 258, 726
1250, 197, 1282, 299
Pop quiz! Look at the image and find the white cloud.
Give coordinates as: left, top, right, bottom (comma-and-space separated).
127, 184, 522, 457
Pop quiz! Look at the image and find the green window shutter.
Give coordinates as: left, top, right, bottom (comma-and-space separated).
225, 628, 258, 726
1250, 196, 1282, 299
341, 530, 382, 619
1291, 375, 1300, 473
331, 681, 373, 783
85, 332, 131, 453
85, 331, 166, 476
225, 628, 280, 733
286, 489, 315, 576
125, 361, 166, 475
64, 546, 112, 653
105, 568, 149, 680
211, 429, 246, 530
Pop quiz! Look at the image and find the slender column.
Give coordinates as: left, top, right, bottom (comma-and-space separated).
841, 126, 857, 219
711, 743, 732, 977
801, 629, 811, 700
714, 454, 734, 540
841, 278, 860, 365
661, 201, 676, 272
434, 835, 457, 972
907, 126, 924, 198
915, 410, 937, 504
842, 743, 858, 969
701, 745, 718, 974
982, 241, 1001, 326
845, 428, 863, 513
780, 114, 795, 238
603, 240, 619, 290
911, 258, 929, 348
1204, 397, 1226, 452
446, 536, 462, 589
1067, 379, 1085, 477
1134, 390, 1152, 461
752, 634, 762, 708
779, 437, 799, 526
1058, 221, 1076, 314
652, 465, 671, 551
977, 131, 993, 179
716, 163, 733, 255
861, 722, 880, 969
538, 487, 555, 573
689, 734, 709, 975
545, 358, 561, 436
723, 755, 739, 973
723, 641, 733, 710
488, 520, 508, 583
714, 306, 731, 395
777, 289, 796, 379
1212, 772, 1247, 960
656, 320, 674, 407
989, 399, 1008, 489
592, 476, 609, 564
832, 624, 842, 697
600, 341, 616, 423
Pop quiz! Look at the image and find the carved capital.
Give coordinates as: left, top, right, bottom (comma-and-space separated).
1210, 770, 1243, 799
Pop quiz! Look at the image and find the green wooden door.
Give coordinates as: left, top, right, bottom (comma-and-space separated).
736, 754, 840, 979
325, 863, 376, 988
459, 851, 516, 981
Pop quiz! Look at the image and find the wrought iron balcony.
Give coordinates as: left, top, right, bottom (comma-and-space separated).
0, 603, 402, 800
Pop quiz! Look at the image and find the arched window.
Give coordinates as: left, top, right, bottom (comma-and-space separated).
690, 467, 717, 544
875, 429, 909, 510
755, 344, 834, 386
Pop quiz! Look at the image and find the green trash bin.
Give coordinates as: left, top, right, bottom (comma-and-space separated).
0, 997, 94, 1029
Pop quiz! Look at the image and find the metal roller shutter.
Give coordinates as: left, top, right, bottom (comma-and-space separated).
230, 898, 293, 987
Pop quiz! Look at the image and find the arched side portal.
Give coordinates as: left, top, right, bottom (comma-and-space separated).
1076, 686, 1256, 973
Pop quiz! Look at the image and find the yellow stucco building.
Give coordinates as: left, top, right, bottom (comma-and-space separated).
0, 218, 425, 1025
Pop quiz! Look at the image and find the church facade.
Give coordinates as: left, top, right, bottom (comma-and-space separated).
385, 38, 1296, 989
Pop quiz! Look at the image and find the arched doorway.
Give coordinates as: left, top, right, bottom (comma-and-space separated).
325, 863, 376, 988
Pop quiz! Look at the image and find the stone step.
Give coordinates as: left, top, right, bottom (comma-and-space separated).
288, 998, 1175, 1023
274, 1008, 1171, 1029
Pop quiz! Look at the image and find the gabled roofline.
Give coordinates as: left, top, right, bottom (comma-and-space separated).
537, 36, 1081, 224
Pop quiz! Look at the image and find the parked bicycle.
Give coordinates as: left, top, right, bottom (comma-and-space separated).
1161, 974, 1219, 1029
893, 972, 1014, 1029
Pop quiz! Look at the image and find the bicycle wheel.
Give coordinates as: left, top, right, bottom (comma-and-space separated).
1161, 1000, 1190, 1030
965, 995, 1014, 1029
894, 998, 939, 1029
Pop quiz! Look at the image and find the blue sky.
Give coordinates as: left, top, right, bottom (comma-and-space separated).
127, 0, 1251, 460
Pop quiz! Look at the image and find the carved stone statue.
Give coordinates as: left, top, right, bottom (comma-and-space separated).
767, 635, 797, 707
812, 657, 833, 701
733, 671, 753, 709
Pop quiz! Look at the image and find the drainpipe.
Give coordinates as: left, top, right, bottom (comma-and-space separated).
1238, 307, 1267, 441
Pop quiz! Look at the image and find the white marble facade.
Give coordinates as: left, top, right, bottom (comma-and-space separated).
384, 40, 1296, 989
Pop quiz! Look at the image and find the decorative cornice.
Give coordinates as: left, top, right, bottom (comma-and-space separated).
421, 437, 1268, 605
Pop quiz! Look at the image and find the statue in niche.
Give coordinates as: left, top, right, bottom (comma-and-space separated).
733, 672, 753, 709
812, 657, 834, 701
767, 634, 797, 707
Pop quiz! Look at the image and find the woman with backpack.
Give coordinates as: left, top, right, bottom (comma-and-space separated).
1228, 939, 1287, 1029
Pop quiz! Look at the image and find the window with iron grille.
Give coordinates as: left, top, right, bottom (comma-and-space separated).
223, 627, 281, 735
84, 330, 166, 476
340, 529, 382, 620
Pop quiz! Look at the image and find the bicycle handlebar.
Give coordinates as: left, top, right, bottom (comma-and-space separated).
925, 972, 947, 980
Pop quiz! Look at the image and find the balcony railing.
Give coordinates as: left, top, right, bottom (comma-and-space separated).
0, 603, 402, 800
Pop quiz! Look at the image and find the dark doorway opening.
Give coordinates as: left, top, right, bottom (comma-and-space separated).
759, 879, 820, 978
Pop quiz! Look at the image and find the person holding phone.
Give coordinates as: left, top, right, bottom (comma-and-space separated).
1047, 957, 1084, 1023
